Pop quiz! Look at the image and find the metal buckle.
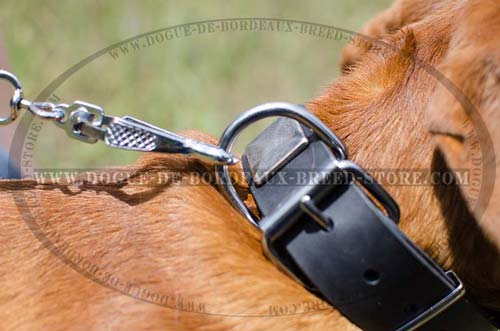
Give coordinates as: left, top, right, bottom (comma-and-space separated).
215, 102, 348, 230
300, 160, 401, 227
258, 159, 400, 287
395, 270, 465, 331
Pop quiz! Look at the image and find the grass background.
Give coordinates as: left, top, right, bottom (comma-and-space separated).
0, 1, 392, 169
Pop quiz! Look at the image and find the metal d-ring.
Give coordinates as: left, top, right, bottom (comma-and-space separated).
215, 102, 348, 230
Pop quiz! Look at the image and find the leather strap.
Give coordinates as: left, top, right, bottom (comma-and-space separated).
243, 119, 498, 331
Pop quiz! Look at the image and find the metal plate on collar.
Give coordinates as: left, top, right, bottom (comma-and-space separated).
245, 118, 309, 186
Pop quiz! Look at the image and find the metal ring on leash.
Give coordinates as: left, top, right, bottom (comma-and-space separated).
0, 69, 24, 125
215, 102, 348, 230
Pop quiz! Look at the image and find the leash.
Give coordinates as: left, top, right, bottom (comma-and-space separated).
0, 70, 237, 165
1, 70, 498, 330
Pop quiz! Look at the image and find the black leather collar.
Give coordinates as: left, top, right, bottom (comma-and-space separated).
235, 110, 498, 331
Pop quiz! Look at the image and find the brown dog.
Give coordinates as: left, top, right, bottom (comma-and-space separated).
1, 0, 500, 330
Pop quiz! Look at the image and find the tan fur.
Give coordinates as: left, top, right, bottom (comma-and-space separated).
1, 1, 500, 329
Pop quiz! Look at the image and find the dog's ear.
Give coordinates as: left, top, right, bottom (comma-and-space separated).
340, 0, 449, 73
426, 0, 500, 250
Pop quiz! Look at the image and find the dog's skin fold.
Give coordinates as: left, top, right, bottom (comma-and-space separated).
1, 0, 500, 330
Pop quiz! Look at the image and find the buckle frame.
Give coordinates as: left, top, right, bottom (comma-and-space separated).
337, 160, 400, 223
276, 159, 401, 231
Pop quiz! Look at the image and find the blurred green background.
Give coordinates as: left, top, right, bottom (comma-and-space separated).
0, 0, 391, 170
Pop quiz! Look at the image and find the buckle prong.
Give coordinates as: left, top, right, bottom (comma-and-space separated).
299, 195, 334, 230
